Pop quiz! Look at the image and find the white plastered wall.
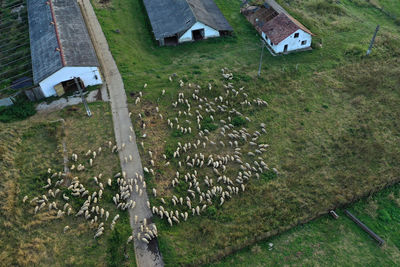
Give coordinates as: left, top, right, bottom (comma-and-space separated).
39, 66, 102, 97
262, 29, 312, 53
179, 21, 220, 43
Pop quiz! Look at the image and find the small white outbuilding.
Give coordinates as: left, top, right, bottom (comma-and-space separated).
242, 0, 313, 54
143, 0, 233, 46
28, 0, 102, 98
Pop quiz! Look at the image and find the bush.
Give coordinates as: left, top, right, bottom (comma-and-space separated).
164, 143, 175, 159
205, 206, 217, 220
261, 170, 277, 181
0, 98, 36, 123
232, 116, 246, 127
201, 117, 218, 131
171, 129, 183, 137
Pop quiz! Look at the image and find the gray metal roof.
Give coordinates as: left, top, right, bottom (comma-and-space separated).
28, 0, 63, 84
143, 0, 233, 41
187, 0, 233, 32
28, 0, 99, 84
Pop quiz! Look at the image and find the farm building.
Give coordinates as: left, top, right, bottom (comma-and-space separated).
27, 0, 102, 98
241, 0, 313, 54
143, 0, 233, 46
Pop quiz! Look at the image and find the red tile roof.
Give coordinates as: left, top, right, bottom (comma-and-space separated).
261, 13, 309, 45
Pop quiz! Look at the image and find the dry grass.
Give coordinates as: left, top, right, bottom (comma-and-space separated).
0, 103, 136, 267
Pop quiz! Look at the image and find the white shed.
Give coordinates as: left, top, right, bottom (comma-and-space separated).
28, 0, 102, 98
143, 0, 233, 46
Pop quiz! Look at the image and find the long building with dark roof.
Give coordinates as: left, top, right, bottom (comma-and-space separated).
27, 0, 102, 97
143, 0, 233, 46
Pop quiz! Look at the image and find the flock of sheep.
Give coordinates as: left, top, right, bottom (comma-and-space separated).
22, 68, 274, 247
22, 138, 157, 244
135, 68, 276, 231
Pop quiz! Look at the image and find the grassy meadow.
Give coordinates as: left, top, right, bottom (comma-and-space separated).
0, 103, 136, 267
209, 183, 400, 266
92, 0, 400, 265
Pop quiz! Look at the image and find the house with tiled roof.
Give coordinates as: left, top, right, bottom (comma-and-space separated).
241, 0, 313, 54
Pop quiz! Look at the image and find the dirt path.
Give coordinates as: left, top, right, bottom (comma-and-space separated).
78, 1, 164, 266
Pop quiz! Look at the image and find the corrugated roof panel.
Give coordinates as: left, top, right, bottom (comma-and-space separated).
143, 0, 233, 41
52, 0, 99, 67
28, 0, 63, 84
27, 0, 99, 84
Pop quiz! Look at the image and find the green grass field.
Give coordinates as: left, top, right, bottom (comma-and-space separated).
0, 103, 136, 267
92, 0, 400, 265
209, 184, 400, 266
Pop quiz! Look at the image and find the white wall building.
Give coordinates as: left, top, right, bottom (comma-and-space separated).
179, 22, 220, 43
261, 13, 313, 54
39, 67, 101, 97
241, 0, 313, 54
28, 0, 102, 98
143, 0, 233, 46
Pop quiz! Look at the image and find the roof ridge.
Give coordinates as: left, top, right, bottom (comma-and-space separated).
48, 0, 66, 66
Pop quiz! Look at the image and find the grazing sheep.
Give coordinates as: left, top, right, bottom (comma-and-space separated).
105, 211, 110, 221
94, 231, 103, 239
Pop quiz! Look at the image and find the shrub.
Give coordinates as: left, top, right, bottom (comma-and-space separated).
201, 117, 218, 131
171, 129, 183, 137
232, 116, 246, 127
164, 143, 175, 159
0, 98, 36, 123
205, 206, 217, 220
260, 170, 277, 181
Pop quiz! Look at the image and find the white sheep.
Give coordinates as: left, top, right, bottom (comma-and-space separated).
105, 211, 110, 221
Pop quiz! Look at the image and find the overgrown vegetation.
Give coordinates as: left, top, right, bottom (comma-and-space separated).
0, 96, 36, 123
0, 103, 136, 266
92, 0, 400, 265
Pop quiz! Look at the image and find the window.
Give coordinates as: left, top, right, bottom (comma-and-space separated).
294, 32, 299, 38
270, 40, 273, 45
301, 40, 307, 45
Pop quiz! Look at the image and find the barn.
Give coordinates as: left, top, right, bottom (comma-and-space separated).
241, 0, 313, 54
143, 0, 233, 46
27, 0, 102, 98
